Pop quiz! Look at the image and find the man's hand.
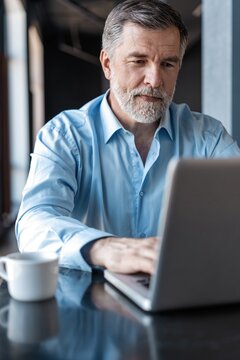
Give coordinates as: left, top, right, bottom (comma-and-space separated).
89, 237, 159, 274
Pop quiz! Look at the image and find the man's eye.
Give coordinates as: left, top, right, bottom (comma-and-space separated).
162, 62, 174, 68
131, 60, 146, 64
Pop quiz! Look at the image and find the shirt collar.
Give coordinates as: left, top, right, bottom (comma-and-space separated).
100, 90, 174, 143
156, 105, 174, 140
100, 91, 123, 144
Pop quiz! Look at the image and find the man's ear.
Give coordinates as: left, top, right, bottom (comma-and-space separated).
100, 49, 111, 80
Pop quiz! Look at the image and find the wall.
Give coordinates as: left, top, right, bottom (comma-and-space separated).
174, 41, 201, 112
43, 31, 102, 122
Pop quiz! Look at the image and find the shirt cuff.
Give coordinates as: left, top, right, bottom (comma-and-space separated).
59, 229, 113, 272
80, 239, 106, 271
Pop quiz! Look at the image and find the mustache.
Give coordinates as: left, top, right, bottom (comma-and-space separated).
129, 87, 167, 99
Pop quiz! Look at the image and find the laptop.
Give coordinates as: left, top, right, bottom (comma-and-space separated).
104, 158, 240, 311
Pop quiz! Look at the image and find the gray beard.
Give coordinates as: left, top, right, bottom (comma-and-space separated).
111, 81, 174, 124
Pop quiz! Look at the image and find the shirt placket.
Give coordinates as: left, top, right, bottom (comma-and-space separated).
137, 138, 160, 238
122, 131, 143, 237
125, 133, 160, 238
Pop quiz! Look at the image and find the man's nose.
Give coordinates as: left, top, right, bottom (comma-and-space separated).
143, 65, 163, 88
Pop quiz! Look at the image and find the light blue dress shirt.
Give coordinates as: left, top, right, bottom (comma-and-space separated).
16, 92, 240, 271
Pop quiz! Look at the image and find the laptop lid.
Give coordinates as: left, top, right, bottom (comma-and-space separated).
105, 158, 240, 311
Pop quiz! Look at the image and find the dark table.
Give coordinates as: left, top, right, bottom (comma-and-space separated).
1, 268, 240, 359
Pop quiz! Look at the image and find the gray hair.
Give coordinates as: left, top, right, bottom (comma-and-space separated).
102, 0, 188, 61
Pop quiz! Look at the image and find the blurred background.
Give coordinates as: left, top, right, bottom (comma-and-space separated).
0, 0, 240, 247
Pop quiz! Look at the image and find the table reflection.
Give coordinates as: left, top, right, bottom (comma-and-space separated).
50, 268, 149, 360
1, 268, 240, 359
105, 282, 240, 359
0, 298, 58, 344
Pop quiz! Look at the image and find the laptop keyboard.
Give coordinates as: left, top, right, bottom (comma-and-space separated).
136, 274, 151, 288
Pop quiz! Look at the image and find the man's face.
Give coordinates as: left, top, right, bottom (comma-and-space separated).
100, 23, 181, 125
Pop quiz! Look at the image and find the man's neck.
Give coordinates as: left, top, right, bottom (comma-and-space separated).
125, 121, 160, 164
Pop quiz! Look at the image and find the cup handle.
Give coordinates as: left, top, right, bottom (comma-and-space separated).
0, 257, 8, 281
0, 305, 9, 328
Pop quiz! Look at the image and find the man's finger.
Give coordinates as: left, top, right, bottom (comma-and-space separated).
105, 253, 155, 274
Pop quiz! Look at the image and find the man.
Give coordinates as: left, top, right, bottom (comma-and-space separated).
16, 0, 240, 273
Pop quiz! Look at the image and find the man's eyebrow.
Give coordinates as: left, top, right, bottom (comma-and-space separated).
126, 52, 148, 58
161, 56, 180, 63
126, 53, 180, 62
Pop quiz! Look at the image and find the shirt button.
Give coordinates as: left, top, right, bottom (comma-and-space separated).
140, 233, 146, 238
139, 191, 144, 197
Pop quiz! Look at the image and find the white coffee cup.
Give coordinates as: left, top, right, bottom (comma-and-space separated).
0, 252, 59, 301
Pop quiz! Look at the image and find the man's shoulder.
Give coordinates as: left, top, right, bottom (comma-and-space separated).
43, 94, 104, 133
170, 102, 223, 130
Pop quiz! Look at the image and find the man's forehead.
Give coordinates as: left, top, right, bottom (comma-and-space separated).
122, 21, 180, 37
121, 23, 180, 44
118, 23, 181, 55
